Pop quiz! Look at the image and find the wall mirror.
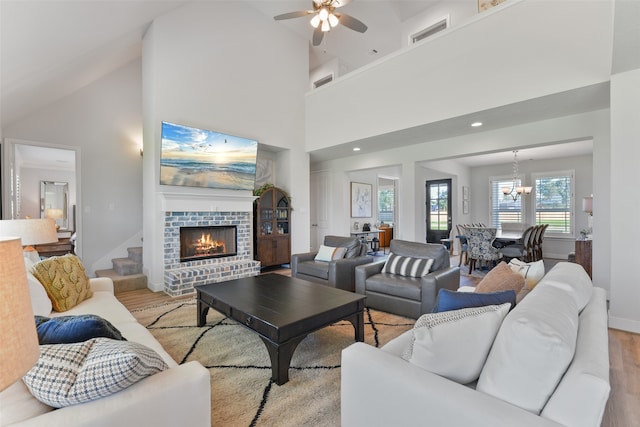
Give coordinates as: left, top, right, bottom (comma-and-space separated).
41, 181, 69, 230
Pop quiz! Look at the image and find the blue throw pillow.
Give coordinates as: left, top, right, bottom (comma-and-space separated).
35, 314, 126, 345
433, 289, 516, 313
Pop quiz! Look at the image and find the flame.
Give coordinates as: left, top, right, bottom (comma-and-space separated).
192, 232, 226, 255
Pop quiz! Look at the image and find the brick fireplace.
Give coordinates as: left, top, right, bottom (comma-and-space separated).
163, 211, 260, 296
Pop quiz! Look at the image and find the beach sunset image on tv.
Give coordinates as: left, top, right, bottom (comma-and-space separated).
160, 121, 258, 190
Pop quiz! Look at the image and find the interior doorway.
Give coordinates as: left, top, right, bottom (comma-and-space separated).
2, 139, 80, 253
426, 179, 452, 243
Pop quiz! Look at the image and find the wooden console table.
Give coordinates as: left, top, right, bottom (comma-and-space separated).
575, 239, 592, 279
35, 238, 74, 258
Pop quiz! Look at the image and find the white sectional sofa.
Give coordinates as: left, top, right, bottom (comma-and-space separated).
341, 262, 610, 427
1, 276, 211, 427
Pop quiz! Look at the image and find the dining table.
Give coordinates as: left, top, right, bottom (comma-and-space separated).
493, 229, 525, 247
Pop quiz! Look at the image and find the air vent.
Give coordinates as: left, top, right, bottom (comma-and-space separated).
410, 17, 449, 44
313, 74, 333, 89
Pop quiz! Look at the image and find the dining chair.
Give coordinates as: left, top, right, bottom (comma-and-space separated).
532, 224, 549, 261
498, 225, 536, 262
455, 224, 469, 267
466, 227, 503, 273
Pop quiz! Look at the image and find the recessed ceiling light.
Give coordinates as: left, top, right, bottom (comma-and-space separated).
471, 122, 483, 127
353, 147, 361, 152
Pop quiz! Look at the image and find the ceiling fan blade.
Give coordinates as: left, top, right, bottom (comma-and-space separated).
274, 10, 314, 20
335, 13, 368, 33
312, 26, 324, 46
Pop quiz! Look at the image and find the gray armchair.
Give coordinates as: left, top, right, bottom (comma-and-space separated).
355, 240, 460, 318
291, 235, 374, 292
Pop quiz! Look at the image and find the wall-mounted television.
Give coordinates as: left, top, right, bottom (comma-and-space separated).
160, 121, 258, 191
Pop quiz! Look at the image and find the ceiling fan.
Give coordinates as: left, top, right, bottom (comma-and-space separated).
274, 0, 368, 46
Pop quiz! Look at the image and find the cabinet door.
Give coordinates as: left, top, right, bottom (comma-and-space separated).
274, 235, 290, 265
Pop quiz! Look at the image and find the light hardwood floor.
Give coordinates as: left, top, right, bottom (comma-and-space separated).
116, 271, 639, 426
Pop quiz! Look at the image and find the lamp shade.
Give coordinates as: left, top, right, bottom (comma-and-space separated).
582, 196, 593, 215
0, 237, 39, 391
0, 219, 58, 246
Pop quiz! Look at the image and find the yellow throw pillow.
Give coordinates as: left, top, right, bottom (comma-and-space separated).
32, 255, 93, 312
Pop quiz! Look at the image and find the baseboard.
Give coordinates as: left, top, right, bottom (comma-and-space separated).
608, 315, 640, 334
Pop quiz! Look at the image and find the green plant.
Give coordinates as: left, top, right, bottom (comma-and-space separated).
253, 183, 275, 197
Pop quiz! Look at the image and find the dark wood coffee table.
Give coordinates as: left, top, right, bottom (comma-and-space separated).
196, 273, 366, 385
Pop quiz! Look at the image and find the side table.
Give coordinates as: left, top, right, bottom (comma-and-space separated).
575, 239, 592, 279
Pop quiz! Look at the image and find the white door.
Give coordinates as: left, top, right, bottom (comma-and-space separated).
310, 170, 330, 251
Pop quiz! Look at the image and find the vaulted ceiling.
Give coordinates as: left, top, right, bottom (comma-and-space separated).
1, 0, 638, 164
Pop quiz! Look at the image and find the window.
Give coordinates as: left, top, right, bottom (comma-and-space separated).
490, 177, 523, 228
533, 171, 574, 237
378, 179, 395, 226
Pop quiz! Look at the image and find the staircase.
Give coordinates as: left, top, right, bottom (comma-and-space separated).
95, 247, 147, 294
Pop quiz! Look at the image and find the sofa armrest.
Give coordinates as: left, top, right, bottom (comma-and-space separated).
89, 277, 114, 294
291, 251, 317, 277
11, 361, 211, 427
418, 266, 460, 313
355, 260, 386, 294
341, 343, 563, 427
328, 256, 374, 292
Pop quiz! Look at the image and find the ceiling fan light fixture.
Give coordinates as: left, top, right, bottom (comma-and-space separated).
328, 13, 339, 27
310, 14, 321, 28
321, 19, 331, 32
319, 7, 329, 20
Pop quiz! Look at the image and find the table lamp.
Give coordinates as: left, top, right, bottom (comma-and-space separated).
45, 208, 64, 230
0, 237, 40, 392
582, 195, 593, 230
0, 219, 58, 263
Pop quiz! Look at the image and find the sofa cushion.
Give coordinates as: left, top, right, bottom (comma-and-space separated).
477, 282, 579, 414
324, 236, 361, 258
23, 338, 168, 408
296, 260, 330, 280
314, 245, 347, 262
433, 289, 516, 313
383, 252, 434, 277
475, 261, 525, 294
31, 254, 93, 312
35, 314, 126, 344
389, 240, 449, 271
539, 261, 593, 311
402, 303, 510, 384
508, 259, 545, 289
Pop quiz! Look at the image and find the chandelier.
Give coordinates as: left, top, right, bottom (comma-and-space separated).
502, 150, 532, 201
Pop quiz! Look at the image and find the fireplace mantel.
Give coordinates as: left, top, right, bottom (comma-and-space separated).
160, 191, 258, 213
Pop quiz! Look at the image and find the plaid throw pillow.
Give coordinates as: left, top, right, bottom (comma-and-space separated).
383, 253, 434, 277
23, 338, 167, 408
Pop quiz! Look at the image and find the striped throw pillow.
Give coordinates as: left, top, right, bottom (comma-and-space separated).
383, 253, 434, 277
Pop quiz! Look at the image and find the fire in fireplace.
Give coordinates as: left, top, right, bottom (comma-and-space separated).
179, 225, 237, 262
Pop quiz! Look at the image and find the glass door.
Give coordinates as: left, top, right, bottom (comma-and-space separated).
426, 179, 452, 243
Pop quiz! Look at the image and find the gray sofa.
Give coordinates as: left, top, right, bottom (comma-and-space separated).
355, 240, 460, 318
291, 235, 373, 292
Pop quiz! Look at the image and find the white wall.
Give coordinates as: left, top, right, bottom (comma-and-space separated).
306, 1, 613, 151
3, 60, 143, 274
142, 1, 309, 289
609, 68, 640, 333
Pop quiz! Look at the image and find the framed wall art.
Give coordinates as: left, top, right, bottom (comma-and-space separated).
351, 182, 372, 218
